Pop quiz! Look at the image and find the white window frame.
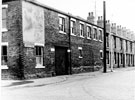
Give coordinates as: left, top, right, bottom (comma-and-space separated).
93, 27, 98, 41
100, 50, 103, 59
99, 29, 103, 42
34, 43, 45, 68
70, 18, 76, 36
86, 24, 92, 39
2, 4, 8, 32
1, 42, 8, 69
79, 21, 85, 38
78, 47, 83, 58
58, 14, 66, 34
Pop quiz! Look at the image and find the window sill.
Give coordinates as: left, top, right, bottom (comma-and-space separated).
1, 65, 8, 69
80, 36, 85, 38
87, 37, 91, 40
93, 39, 98, 41
2, 28, 8, 32
79, 56, 83, 58
59, 31, 66, 34
71, 33, 76, 36
35, 64, 45, 68
99, 40, 103, 42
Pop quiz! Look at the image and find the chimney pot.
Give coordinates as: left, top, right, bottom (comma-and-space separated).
98, 16, 100, 20
91, 12, 93, 16
89, 12, 91, 16
101, 16, 102, 20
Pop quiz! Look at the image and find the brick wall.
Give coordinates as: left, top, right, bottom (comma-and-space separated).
2, 0, 103, 79
2, 0, 24, 79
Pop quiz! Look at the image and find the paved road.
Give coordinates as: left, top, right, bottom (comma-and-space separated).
1, 68, 135, 100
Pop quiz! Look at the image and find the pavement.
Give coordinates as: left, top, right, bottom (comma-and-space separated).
1, 67, 135, 89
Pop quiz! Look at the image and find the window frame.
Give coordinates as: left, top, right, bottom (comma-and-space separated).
58, 14, 66, 34
100, 50, 103, 59
1, 42, 8, 69
34, 43, 45, 68
93, 27, 98, 40
99, 29, 103, 42
70, 18, 76, 36
86, 24, 92, 39
78, 47, 83, 58
2, 4, 8, 32
79, 21, 85, 38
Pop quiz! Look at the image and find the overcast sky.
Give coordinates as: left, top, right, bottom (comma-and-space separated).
37, 0, 135, 32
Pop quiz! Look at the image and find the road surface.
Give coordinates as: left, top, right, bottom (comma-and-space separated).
1, 68, 135, 100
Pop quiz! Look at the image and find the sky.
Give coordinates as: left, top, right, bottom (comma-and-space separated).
37, 0, 135, 32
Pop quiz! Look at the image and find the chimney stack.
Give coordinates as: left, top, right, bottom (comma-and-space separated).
117, 25, 122, 36
106, 20, 110, 32
97, 16, 103, 27
87, 12, 95, 24
111, 23, 116, 34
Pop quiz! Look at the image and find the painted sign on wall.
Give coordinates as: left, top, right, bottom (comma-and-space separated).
22, 1, 44, 47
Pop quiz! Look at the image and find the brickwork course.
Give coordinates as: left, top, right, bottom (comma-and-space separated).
1, 0, 135, 79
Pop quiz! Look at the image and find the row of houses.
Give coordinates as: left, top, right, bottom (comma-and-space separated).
2, 0, 135, 79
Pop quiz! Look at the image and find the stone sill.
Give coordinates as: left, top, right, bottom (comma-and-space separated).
2, 28, 8, 32
71, 33, 76, 36
35, 64, 45, 68
1, 65, 8, 69
59, 31, 66, 34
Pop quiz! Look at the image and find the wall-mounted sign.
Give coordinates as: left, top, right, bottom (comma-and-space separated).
22, 1, 44, 47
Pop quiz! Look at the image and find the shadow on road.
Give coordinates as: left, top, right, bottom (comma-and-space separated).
3, 81, 34, 87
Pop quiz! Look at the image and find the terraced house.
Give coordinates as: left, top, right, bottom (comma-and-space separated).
1, 0, 135, 79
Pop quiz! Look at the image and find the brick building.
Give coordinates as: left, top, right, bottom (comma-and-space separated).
2, 0, 104, 79
2, 0, 135, 79
97, 17, 135, 69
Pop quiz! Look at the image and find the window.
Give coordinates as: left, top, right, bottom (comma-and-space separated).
131, 55, 132, 65
100, 50, 103, 59
87, 26, 92, 39
59, 17, 65, 32
2, 45, 8, 66
99, 30, 103, 41
93, 28, 98, 40
126, 40, 128, 52
120, 39, 123, 50
78, 47, 83, 58
2, 5, 8, 31
35, 46, 43, 66
106, 51, 109, 64
80, 23, 84, 37
106, 34, 109, 47
114, 52, 116, 64
71, 20, 76, 35
130, 42, 132, 52
121, 53, 123, 64
114, 36, 116, 48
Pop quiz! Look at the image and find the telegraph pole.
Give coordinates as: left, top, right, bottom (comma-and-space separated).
103, 1, 107, 73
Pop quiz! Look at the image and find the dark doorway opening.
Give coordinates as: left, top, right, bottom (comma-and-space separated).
55, 46, 69, 75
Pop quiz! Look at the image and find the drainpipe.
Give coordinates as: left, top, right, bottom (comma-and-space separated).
68, 16, 72, 75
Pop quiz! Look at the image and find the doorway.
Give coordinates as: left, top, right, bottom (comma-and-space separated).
55, 46, 68, 75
